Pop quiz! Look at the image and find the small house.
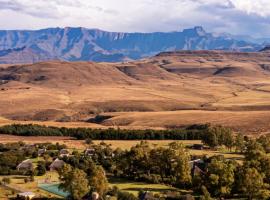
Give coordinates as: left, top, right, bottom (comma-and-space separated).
85, 148, 95, 157
49, 158, 65, 171
17, 192, 35, 200
59, 149, 69, 157
192, 144, 204, 150
189, 159, 204, 169
17, 159, 33, 171
139, 191, 158, 200
82, 192, 99, 200
38, 148, 46, 156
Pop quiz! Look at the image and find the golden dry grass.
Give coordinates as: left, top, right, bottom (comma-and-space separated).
0, 135, 242, 159
1, 51, 270, 133
0, 134, 200, 150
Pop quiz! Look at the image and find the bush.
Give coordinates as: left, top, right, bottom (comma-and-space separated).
32, 151, 38, 158
36, 161, 46, 176
85, 138, 93, 145
24, 177, 29, 183
117, 191, 138, 200
2, 177, 11, 184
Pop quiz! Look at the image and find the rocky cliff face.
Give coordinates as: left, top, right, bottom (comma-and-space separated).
0, 26, 262, 64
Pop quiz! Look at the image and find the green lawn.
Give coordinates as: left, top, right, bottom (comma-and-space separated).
0, 172, 62, 199
109, 177, 181, 196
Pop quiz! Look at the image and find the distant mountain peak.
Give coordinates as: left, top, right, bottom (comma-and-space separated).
260, 45, 270, 52
0, 26, 263, 64
182, 26, 207, 37
194, 26, 206, 36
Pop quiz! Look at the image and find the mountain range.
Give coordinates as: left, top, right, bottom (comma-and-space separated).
0, 26, 267, 64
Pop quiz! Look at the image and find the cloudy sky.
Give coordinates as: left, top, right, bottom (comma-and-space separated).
1, 0, 270, 38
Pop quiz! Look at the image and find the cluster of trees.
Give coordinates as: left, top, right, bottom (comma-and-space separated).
57, 152, 110, 199
194, 143, 270, 200
114, 141, 192, 187
0, 142, 27, 175
201, 125, 234, 149
0, 124, 208, 140
201, 125, 270, 152
51, 141, 193, 199
54, 136, 270, 200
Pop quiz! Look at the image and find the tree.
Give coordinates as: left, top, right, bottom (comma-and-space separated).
2, 177, 10, 185
257, 135, 270, 153
88, 165, 109, 196
36, 161, 46, 176
117, 191, 138, 200
85, 138, 93, 145
59, 164, 89, 200
203, 157, 236, 197
200, 186, 213, 200
234, 134, 245, 153
245, 140, 265, 161
201, 127, 218, 148
201, 125, 234, 149
223, 130, 234, 151
237, 167, 265, 200
170, 142, 191, 187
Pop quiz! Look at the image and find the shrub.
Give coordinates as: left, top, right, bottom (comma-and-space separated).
2, 177, 11, 184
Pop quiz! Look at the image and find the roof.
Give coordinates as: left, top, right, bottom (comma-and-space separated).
17, 159, 33, 170
49, 158, 65, 169
18, 192, 35, 197
60, 149, 69, 154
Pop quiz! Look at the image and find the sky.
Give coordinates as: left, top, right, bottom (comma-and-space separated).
1, 0, 270, 38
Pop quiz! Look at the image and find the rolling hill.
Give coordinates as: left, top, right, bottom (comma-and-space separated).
1, 50, 270, 133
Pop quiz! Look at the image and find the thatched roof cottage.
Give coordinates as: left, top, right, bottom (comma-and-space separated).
17, 159, 33, 171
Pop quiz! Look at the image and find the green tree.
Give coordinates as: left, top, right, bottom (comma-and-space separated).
223, 130, 234, 151
89, 165, 109, 196
204, 157, 236, 197
234, 134, 245, 153
257, 135, 270, 153
201, 126, 218, 148
245, 140, 265, 161
2, 177, 10, 185
58, 164, 89, 200
200, 186, 213, 200
237, 167, 265, 200
170, 142, 191, 187
36, 161, 46, 176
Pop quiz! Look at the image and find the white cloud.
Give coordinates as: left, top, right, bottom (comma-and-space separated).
0, 0, 270, 37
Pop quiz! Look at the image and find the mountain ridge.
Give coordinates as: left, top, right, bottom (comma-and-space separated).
0, 26, 264, 64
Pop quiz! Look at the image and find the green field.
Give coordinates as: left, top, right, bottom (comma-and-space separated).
109, 177, 182, 196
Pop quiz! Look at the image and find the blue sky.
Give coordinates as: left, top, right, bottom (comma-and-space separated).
1, 0, 270, 38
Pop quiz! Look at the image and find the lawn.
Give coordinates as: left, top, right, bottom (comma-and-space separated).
109, 177, 182, 196
93, 140, 201, 150
0, 172, 62, 199
0, 185, 16, 200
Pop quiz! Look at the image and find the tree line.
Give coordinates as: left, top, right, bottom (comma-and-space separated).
0, 124, 209, 140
